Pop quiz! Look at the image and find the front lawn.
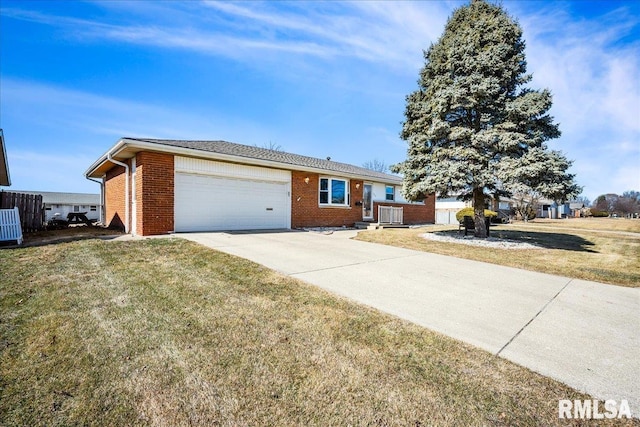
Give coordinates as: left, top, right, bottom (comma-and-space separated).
1, 238, 625, 425
355, 220, 640, 287
515, 217, 640, 233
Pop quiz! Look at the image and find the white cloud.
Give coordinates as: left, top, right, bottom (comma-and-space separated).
1, 79, 275, 192
3, 1, 637, 198
8, 151, 98, 193
2, 78, 271, 141
3, 1, 455, 71
518, 3, 640, 198
200, 1, 455, 70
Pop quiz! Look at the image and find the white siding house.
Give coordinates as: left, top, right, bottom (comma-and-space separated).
14, 191, 102, 222
435, 197, 471, 224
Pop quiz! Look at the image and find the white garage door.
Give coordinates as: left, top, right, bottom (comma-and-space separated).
175, 173, 290, 232
436, 209, 459, 225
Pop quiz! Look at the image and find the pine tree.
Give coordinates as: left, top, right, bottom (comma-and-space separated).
392, 0, 579, 237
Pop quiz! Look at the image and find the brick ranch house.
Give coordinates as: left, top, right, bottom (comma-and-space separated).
85, 138, 435, 236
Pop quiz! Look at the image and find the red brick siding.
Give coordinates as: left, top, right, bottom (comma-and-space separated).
136, 152, 174, 236
291, 171, 364, 228
372, 194, 435, 225
104, 153, 434, 234
104, 164, 127, 231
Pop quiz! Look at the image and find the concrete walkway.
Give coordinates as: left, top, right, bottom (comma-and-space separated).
179, 230, 639, 415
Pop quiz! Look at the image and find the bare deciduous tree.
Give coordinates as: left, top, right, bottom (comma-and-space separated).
362, 159, 389, 173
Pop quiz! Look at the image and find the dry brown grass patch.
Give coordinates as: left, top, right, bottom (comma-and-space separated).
1, 238, 637, 425
355, 222, 639, 287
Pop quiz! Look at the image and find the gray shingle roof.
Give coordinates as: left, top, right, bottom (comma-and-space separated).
124, 137, 402, 183
10, 191, 100, 205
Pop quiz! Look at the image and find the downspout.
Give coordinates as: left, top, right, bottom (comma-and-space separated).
85, 176, 105, 224
107, 153, 129, 233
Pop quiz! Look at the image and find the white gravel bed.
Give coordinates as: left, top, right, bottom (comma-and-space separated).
302, 226, 353, 235
421, 232, 543, 250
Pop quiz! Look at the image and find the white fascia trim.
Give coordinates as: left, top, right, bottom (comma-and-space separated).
84, 138, 128, 177
373, 199, 425, 205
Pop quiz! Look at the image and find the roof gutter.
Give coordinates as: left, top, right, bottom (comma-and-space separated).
107, 151, 129, 234
84, 138, 127, 178
85, 176, 104, 224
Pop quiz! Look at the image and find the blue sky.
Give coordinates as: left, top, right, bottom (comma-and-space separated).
1, 0, 638, 202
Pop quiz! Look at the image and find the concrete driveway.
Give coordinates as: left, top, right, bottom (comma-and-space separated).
179, 229, 639, 415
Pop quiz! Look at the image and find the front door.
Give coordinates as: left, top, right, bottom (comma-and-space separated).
363, 184, 373, 220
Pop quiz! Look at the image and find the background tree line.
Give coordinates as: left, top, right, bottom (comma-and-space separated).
590, 191, 640, 218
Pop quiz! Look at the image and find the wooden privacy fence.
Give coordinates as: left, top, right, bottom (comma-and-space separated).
0, 207, 23, 245
0, 191, 44, 232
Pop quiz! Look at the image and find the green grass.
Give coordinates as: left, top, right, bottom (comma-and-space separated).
1, 238, 637, 426
355, 220, 640, 287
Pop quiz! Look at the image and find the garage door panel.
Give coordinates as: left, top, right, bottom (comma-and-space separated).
175, 173, 289, 232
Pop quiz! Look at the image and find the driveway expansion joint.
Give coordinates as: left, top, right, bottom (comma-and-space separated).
287, 254, 424, 276
496, 278, 574, 356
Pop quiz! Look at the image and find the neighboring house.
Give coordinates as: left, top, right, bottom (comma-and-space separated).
435, 197, 471, 225
85, 138, 435, 236
537, 198, 562, 218
568, 201, 586, 218
0, 129, 10, 187
437, 195, 515, 224
489, 197, 514, 222
14, 191, 102, 222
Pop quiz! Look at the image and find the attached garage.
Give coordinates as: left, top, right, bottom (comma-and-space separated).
174, 156, 291, 232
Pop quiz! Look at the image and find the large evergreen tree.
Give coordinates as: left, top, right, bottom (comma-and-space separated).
392, 0, 579, 237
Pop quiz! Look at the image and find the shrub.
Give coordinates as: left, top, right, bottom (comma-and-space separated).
455, 207, 498, 223
590, 209, 609, 217
512, 205, 536, 221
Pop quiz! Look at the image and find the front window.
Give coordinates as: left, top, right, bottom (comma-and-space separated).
319, 178, 329, 204
319, 177, 349, 206
385, 185, 395, 201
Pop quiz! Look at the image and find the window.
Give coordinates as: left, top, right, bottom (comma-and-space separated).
385, 185, 395, 201
319, 178, 329, 204
319, 177, 349, 206
73, 205, 80, 212
90, 206, 97, 211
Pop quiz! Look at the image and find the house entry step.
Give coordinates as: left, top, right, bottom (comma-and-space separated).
355, 221, 409, 230
354, 221, 374, 229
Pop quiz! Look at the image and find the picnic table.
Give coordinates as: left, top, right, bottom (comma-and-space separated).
66, 212, 93, 226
